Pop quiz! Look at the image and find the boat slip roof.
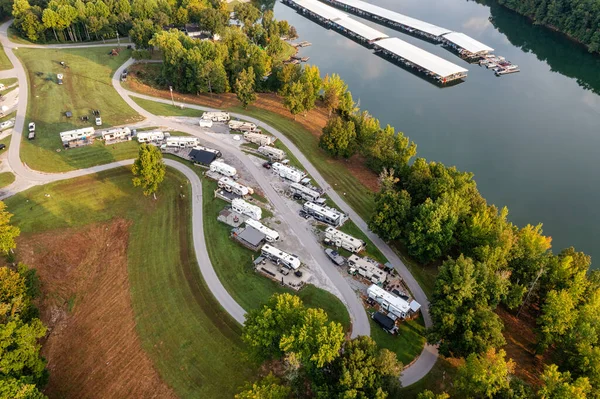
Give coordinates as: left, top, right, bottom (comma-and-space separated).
331, 0, 452, 37
374, 37, 468, 78
293, 0, 347, 21
333, 16, 389, 41
442, 31, 494, 54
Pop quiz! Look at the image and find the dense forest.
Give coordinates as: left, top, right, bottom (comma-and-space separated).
495, 0, 600, 53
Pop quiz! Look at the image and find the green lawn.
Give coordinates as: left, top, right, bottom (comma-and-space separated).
16, 47, 144, 172
369, 313, 426, 365
132, 96, 204, 117
5, 167, 257, 398
0, 171, 14, 188
0, 43, 13, 71
0, 77, 17, 87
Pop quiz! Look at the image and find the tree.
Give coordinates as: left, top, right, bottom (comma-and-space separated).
456, 348, 515, 398
369, 171, 412, 241
198, 7, 227, 36
537, 289, 577, 352
233, 2, 261, 26
283, 81, 305, 120
129, 19, 160, 50
319, 116, 357, 158
365, 125, 417, 173
0, 317, 47, 381
0, 202, 20, 256
132, 144, 166, 197
0, 377, 46, 399
322, 73, 347, 117
300, 64, 321, 113
538, 364, 591, 399
235, 67, 257, 108
417, 390, 450, 399
235, 373, 290, 399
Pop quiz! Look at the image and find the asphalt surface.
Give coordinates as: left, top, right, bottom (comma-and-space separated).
0, 19, 437, 386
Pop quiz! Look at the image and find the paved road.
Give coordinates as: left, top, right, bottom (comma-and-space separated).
0, 19, 437, 385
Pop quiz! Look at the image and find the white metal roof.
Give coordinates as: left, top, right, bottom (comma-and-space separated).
367, 284, 411, 313
374, 37, 468, 78
331, 0, 451, 37
333, 16, 389, 41
442, 31, 494, 54
293, 0, 347, 21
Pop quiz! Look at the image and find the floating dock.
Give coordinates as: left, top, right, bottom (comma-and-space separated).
441, 31, 494, 59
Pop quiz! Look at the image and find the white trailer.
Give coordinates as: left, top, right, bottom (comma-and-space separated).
101, 127, 132, 142
199, 119, 213, 128
60, 127, 95, 148
218, 176, 250, 196
258, 146, 286, 161
271, 162, 305, 183
194, 145, 222, 157
289, 182, 321, 202
325, 227, 365, 253
261, 244, 300, 270
137, 131, 166, 143
302, 202, 347, 227
202, 111, 230, 122
349, 255, 387, 284
210, 160, 237, 177
246, 219, 280, 242
367, 284, 420, 320
232, 198, 262, 220
244, 132, 274, 146
166, 136, 199, 148
229, 120, 257, 132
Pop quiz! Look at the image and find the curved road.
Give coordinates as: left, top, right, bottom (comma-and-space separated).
0, 20, 437, 386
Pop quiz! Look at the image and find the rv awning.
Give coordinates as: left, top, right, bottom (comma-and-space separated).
373, 311, 395, 330
237, 226, 266, 247
190, 149, 217, 165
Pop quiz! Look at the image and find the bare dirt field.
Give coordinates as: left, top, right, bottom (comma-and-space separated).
17, 219, 176, 399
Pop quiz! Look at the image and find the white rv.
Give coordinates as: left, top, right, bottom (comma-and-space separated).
201, 111, 230, 122
194, 145, 222, 157
232, 198, 262, 220
258, 146, 286, 161
210, 160, 237, 177
289, 182, 321, 202
349, 255, 387, 284
243, 132, 274, 146
101, 127, 131, 142
367, 284, 421, 320
271, 162, 305, 183
261, 244, 300, 270
60, 127, 95, 148
302, 202, 347, 227
137, 131, 166, 143
229, 120, 257, 132
325, 227, 365, 253
166, 136, 199, 148
199, 119, 213, 128
218, 177, 250, 196
246, 219, 280, 242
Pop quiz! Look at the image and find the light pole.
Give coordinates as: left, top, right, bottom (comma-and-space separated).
169, 86, 175, 106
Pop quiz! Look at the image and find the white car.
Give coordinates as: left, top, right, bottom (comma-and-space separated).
0, 84, 5, 91
28, 122, 35, 132
0, 120, 14, 130
95, 117, 102, 126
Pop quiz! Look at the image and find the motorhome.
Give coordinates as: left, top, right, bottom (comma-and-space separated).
348, 255, 387, 284
228, 120, 257, 132
201, 111, 230, 122
166, 136, 199, 148
258, 146, 286, 161
271, 162, 305, 183
231, 198, 262, 220
243, 132, 274, 146
59, 127, 95, 148
218, 177, 250, 196
246, 219, 280, 242
136, 131, 166, 144
261, 244, 300, 270
325, 227, 365, 253
302, 202, 347, 227
210, 160, 237, 177
289, 182, 321, 202
101, 127, 132, 143
367, 284, 421, 320
194, 145, 222, 157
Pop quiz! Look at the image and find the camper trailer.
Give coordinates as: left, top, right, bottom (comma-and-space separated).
166, 136, 199, 148
231, 198, 262, 220
367, 284, 421, 320
271, 162, 305, 183
201, 111, 230, 122
218, 177, 250, 196
325, 227, 365, 253
228, 120, 257, 132
258, 146, 286, 161
136, 131, 166, 144
210, 160, 237, 177
243, 132, 274, 146
60, 127, 95, 148
302, 202, 347, 227
101, 127, 132, 143
289, 182, 322, 203
261, 244, 300, 270
194, 145, 222, 157
348, 255, 387, 284
246, 219, 280, 242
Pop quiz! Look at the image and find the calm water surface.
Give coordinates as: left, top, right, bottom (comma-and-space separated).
273, 0, 600, 266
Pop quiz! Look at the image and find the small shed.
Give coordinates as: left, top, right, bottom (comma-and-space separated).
65, 111, 72, 118
189, 149, 217, 166
232, 226, 266, 251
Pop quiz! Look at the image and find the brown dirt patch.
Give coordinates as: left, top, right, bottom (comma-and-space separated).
17, 220, 176, 399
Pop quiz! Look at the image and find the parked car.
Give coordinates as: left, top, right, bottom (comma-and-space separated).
292, 193, 303, 201
262, 161, 272, 169
0, 143, 5, 150
325, 248, 345, 266
95, 117, 102, 126
28, 132, 35, 140
28, 122, 35, 132
299, 210, 310, 219
294, 270, 303, 278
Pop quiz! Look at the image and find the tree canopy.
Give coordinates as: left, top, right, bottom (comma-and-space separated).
132, 144, 166, 196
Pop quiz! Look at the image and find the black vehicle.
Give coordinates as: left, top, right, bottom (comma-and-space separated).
299, 210, 311, 219
292, 193, 303, 201
294, 270, 303, 278
262, 161, 272, 169
0, 143, 5, 150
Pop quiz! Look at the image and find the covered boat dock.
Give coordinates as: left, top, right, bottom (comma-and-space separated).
442, 31, 494, 58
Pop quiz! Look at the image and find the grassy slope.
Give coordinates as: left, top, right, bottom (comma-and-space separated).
0, 43, 12, 71
5, 168, 256, 398
16, 47, 144, 172
132, 96, 205, 117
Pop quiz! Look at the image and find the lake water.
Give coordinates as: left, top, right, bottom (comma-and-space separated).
273, 0, 600, 267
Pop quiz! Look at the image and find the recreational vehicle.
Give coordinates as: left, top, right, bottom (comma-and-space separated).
231, 198, 262, 220
218, 177, 250, 196
271, 162, 305, 183
210, 160, 237, 177
348, 255, 387, 284
136, 131, 166, 144
194, 145, 222, 157
201, 111, 230, 122
166, 136, 199, 148
367, 284, 421, 320
325, 227, 365, 253
101, 127, 132, 143
289, 182, 321, 202
258, 146, 286, 161
243, 132, 274, 146
261, 244, 300, 270
302, 202, 347, 227
246, 219, 280, 242
60, 127, 95, 148
228, 120, 257, 132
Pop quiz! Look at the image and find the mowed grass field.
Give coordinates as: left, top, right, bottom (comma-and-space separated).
0, 43, 12, 71
5, 167, 256, 398
16, 47, 144, 172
